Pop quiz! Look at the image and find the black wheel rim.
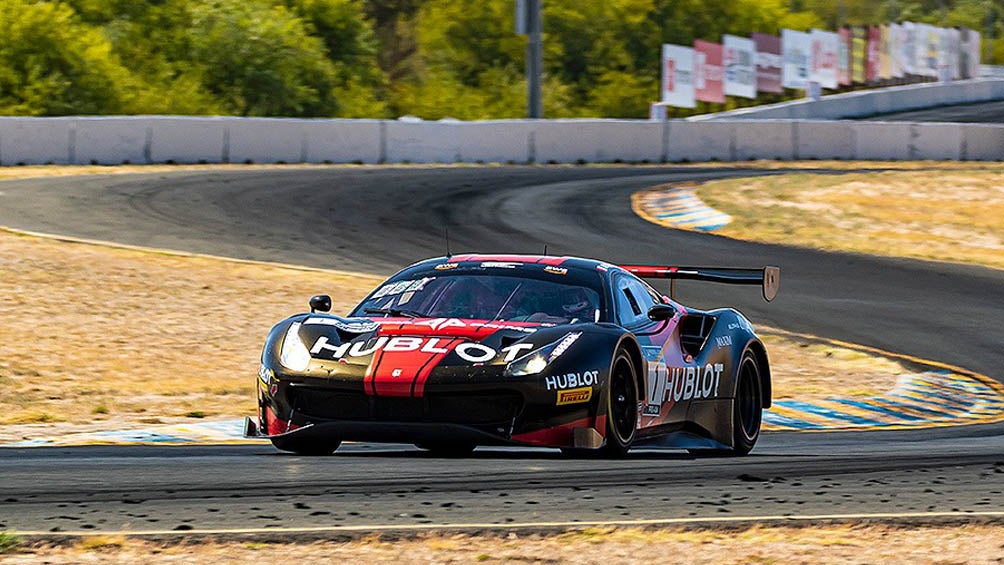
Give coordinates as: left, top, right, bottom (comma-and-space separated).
737, 358, 761, 441
610, 357, 637, 444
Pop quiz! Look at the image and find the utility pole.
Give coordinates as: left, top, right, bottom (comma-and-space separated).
517, 0, 543, 118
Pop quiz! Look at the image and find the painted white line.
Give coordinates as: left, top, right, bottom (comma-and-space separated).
14, 511, 1004, 537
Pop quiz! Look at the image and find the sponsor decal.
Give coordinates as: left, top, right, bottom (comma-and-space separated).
310, 335, 536, 364
258, 364, 274, 385
434, 263, 458, 270
727, 315, 754, 333
545, 370, 599, 391
406, 317, 538, 334
481, 261, 521, 269
371, 277, 435, 299
303, 317, 380, 333
415, 317, 468, 331
715, 335, 732, 348
645, 363, 725, 413
556, 386, 593, 406
544, 265, 568, 275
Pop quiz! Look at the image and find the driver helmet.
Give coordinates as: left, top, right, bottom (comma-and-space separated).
560, 287, 593, 319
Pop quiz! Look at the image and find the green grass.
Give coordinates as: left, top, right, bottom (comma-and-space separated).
0, 531, 22, 554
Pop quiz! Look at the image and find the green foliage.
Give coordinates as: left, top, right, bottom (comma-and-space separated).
0, 0, 136, 115
0, 531, 20, 554
0, 0, 995, 119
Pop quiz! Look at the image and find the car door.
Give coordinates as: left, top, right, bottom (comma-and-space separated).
612, 273, 693, 428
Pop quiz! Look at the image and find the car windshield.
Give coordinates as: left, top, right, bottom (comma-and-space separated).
351, 271, 603, 325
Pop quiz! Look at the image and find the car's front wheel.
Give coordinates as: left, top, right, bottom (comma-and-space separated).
270, 436, 341, 456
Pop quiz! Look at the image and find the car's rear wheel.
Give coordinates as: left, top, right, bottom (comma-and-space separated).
415, 442, 477, 457
689, 349, 763, 457
600, 348, 638, 457
270, 436, 341, 456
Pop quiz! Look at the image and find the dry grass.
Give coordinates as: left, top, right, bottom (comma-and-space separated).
759, 332, 901, 400
0, 228, 908, 441
0, 229, 383, 441
695, 167, 1004, 270
3, 524, 1004, 563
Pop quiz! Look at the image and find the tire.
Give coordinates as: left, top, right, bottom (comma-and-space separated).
415, 442, 477, 457
600, 348, 639, 457
270, 436, 341, 456
688, 349, 763, 457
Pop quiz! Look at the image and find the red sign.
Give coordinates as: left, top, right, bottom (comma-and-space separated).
694, 40, 725, 104
752, 33, 782, 94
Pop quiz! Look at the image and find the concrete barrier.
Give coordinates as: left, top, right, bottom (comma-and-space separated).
73, 117, 148, 165
962, 124, 1004, 160
854, 122, 914, 160
531, 120, 663, 163
148, 117, 227, 164
665, 121, 734, 162
303, 119, 382, 164
695, 79, 1004, 121
794, 121, 856, 159
0, 117, 73, 165
385, 121, 532, 163
911, 123, 964, 160
227, 118, 305, 164
733, 121, 794, 160
0, 115, 998, 166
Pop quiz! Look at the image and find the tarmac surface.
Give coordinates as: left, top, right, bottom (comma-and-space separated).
862, 99, 1004, 122
0, 165, 1001, 534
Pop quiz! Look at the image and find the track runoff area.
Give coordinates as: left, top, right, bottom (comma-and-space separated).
0, 163, 1001, 541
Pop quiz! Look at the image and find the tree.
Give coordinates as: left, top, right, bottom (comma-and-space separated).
0, 0, 137, 115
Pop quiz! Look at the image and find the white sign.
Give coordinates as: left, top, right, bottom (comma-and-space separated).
901, 22, 916, 75
661, 44, 696, 108
915, 23, 939, 77
809, 29, 839, 89
889, 23, 905, 78
722, 35, 756, 99
782, 29, 811, 89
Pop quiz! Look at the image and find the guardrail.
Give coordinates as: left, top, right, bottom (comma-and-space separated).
1, 116, 1001, 165
690, 78, 1004, 121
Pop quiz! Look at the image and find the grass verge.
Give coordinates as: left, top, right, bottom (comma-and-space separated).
5, 524, 1004, 563
693, 166, 1004, 270
0, 532, 21, 554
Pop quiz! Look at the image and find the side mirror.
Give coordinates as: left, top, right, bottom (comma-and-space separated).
647, 303, 676, 321
309, 294, 332, 313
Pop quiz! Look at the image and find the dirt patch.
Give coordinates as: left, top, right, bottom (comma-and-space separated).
3, 524, 1004, 563
693, 167, 1004, 270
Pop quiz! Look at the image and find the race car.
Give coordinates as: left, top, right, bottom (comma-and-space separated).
245, 254, 779, 457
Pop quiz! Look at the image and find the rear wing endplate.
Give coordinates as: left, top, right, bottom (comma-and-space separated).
621, 265, 780, 302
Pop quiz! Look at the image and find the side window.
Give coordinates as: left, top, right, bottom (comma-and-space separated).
614, 275, 659, 327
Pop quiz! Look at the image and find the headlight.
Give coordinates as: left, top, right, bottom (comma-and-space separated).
279, 322, 311, 372
506, 332, 581, 376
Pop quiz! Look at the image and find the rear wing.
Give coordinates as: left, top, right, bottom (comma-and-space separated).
621, 265, 780, 302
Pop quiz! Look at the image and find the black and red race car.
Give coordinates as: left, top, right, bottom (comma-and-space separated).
245, 254, 779, 457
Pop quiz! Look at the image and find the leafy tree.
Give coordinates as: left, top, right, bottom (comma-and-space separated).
0, 0, 139, 115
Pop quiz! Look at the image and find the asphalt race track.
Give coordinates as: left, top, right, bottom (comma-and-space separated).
863, 99, 1004, 122
1, 165, 1003, 534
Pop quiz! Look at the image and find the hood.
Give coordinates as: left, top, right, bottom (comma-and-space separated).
291, 314, 571, 398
